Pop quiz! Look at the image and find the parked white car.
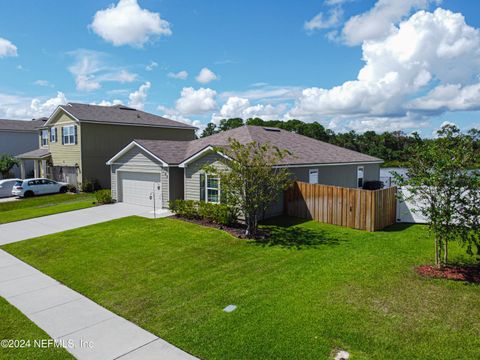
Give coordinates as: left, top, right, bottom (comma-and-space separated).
12, 178, 68, 198
0, 178, 21, 198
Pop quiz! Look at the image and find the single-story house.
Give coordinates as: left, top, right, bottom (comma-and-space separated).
107, 125, 383, 217
0, 118, 47, 178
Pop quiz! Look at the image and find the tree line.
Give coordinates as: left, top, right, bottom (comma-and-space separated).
201, 118, 480, 167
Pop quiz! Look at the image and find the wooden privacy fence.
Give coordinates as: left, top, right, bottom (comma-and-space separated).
284, 182, 397, 231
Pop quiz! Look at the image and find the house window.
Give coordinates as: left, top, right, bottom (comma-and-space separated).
357, 166, 365, 188
41, 130, 49, 146
50, 127, 57, 143
309, 169, 318, 184
200, 174, 220, 203
207, 176, 220, 203
62, 125, 76, 145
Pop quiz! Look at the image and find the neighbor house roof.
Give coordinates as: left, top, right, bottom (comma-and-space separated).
16, 148, 51, 159
46, 103, 196, 130
114, 126, 382, 166
0, 118, 47, 132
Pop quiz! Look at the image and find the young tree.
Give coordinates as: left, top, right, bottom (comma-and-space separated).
204, 138, 292, 238
394, 125, 478, 268
0, 154, 19, 179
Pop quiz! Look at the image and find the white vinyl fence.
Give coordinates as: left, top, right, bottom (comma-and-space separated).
396, 187, 428, 224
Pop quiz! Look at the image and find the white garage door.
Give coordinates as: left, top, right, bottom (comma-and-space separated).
120, 172, 161, 207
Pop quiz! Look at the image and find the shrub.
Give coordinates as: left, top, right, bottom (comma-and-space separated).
170, 200, 238, 226
169, 200, 199, 219
95, 189, 113, 204
198, 201, 237, 226
363, 180, 384, 190
67, 184, 77, 193
82, 180, 94, 193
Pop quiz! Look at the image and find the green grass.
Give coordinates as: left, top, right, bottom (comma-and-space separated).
0, 193, 97, 224
2, 216, 480, 359
0, 297, 73, 359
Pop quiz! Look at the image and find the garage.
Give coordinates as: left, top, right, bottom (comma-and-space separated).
119, 171, 161, 207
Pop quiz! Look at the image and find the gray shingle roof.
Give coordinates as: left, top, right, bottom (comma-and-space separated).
0, 118, 47, 132
16, 148, 51, 159
135, 125, 383, 166
61, 103, 196, 129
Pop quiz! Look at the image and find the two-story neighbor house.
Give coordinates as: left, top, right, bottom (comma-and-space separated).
0, 118, 47, 178
16, 103, 196, 188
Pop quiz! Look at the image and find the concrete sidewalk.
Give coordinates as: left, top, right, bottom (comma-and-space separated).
0, 203, 171, 245
0, 249, 196, 359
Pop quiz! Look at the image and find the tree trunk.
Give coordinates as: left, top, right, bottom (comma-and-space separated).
443, 238, 448, 266
435, 235, 441, 269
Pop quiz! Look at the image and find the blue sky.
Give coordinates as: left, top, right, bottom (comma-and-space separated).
0, 0, 479, 136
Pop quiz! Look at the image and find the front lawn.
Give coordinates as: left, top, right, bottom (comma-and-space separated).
0, 193, 96, 224
2, 217, 479, 359
0, 297, 73, 359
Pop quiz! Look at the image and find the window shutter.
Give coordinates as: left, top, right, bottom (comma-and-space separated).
199, 173, 205, 202
61, 127, 65, 144
55, 127, 57, 143
74, 125, 78, 144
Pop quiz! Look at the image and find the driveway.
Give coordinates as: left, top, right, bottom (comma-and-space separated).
0, 203, 171, 245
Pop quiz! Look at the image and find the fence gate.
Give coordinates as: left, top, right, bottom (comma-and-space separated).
284, 182, 397, 231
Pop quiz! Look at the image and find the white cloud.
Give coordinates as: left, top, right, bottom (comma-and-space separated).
68, 49, 137, 91
290, 8, 480, 129
325, 0, 353, 5
128, 81, 151, 110
157, 105, 205, 134
0, 37, 17, 58
408, 83, 480, 113
211, 96, 287, 124
221, 85, 301, 102
91, 99, 123, 106
34, 80, 54, 87
342, 0, 438, 45
145, 61, 158, 71
167, 70, 188, 80
304, 8, 343, 32
0, 92, 67, 119
195, 67, 217, 84
175, 87, 217, 115
90, 0, 171, 47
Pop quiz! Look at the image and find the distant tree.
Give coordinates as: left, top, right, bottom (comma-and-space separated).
0, 154, 19, 179
394, 125, 479, 268
218, 118, 244, 132
204, 139, 291, 238
201, 123, 217, 138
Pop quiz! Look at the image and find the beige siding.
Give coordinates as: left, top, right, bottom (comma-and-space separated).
184, 152, 229, 201
110, 146, 170, 208
81, 122, 195, 189
289, 163, 380, 188
46, 113, 82, 170
185, 155, 381, 218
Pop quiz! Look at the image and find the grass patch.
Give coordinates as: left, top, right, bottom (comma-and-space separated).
2, 216, 480, 359
0, 297, 73, 359
0, 193, 96, 224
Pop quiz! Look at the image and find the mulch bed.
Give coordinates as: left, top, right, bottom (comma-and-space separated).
416, 265, 480, 283
168, 215, 249, 238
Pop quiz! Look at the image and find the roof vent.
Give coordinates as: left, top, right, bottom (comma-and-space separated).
114, 105, 136, 111
263, 127, 281, 132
